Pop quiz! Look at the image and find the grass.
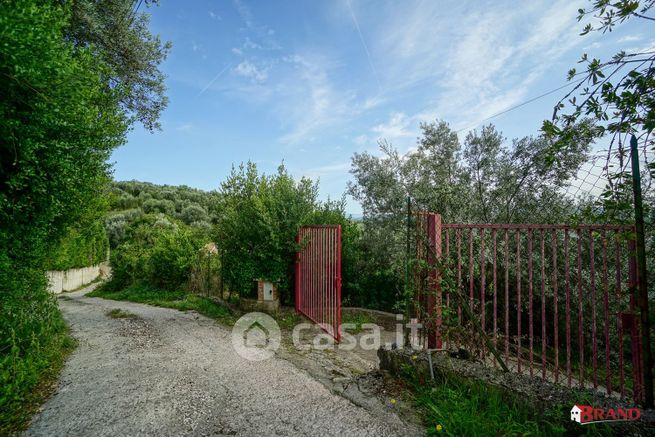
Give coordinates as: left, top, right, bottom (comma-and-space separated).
88, 283, 236, 325
399, 364, 613, 436
276, 312, 303, 330
65, 275, 104, 293
106, 308, 137, 319
0, 314, 77, 435
341, 311, 375, 334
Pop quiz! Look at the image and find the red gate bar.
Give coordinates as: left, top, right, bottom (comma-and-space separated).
445, 229, 450, 309
590, 229, 598, 389
516, 230, 522, 374
469, 229, 474, 311
528, 229, 534, 378
492, 229, 497, 354
577, 230, 584, 388
541, 229, 546, 380
565, 229, 572, 387
602, 232, 611, 394
415, 213, 443, 349
504, 230, 510, 364
457, 228, 462, 321
481, 229, 486, 340
615, 232, 625, 397
551, 231, 559, 383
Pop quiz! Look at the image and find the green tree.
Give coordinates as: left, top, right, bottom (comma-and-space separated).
216, 163, 319, 303
542, 0, 654, 209
347, 120, 591, 311
66, 0, 171, 131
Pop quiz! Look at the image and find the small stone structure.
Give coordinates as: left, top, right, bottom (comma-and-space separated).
240, 279, 280, 313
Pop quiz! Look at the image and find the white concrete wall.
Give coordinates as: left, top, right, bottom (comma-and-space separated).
46, 261, 111, 294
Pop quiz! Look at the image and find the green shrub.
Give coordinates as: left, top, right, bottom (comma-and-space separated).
142, 198, 175, 215
147, 227, 202, 289
400, 365, 566, 436
180, 204, 209, 225
107, 214, 207, 291
45, 221, 109, 271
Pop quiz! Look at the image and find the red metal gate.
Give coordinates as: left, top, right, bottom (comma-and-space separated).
415, 213, 646, 403
295, 225, 342, 342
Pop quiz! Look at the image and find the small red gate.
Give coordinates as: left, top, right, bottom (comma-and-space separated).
295, 225, 342, 341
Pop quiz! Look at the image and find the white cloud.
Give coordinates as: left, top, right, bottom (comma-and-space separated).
176, 122, 194, 132
243, 37, 261, 50
365, 0, 587, 133
276, 53, 374, 144
353, 134, 368, 146
302, 162, 351, 179
233, 0, 254, 29
618, 34, 641, 43
231, 37, 263, 57
371, 112, 413, 141
234, 60, 269, 82
232, 0, 281, 50
209, 11, 221, 20
224, 1, 593, 151
362, 95, 385, 110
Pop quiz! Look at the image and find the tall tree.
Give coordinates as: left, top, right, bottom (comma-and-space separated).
347, 121, 590, 312
66, 0, 171, 131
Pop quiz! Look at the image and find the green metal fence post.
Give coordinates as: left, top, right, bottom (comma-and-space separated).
630, 134, 653, 408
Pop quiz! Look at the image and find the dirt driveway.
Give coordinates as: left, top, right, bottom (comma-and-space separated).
25, 286, 419, 436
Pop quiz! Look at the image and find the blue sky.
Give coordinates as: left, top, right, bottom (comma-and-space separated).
110, 0, 654, 214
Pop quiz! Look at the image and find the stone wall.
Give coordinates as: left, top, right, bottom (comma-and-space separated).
240, 298, 280, 314
46, 261, 111, 294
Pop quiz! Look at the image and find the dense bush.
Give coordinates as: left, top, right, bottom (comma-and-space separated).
103, 181, 218, 293
180, 204, 209, 225
142, 198, 175, 215
215, 163, 351, 304
45, 221, 109, 271
107, 214, 208, 291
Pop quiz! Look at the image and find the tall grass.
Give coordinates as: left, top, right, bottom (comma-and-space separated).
400, 363, 612, 436
0, 294, 76, 435
88, 282, 236, 325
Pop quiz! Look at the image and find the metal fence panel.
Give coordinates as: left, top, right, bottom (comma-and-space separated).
415, 217, 643, 403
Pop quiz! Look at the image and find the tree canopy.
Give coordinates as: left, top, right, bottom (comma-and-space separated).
65, 0, 171, 131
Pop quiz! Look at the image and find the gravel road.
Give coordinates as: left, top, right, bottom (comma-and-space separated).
25, 287, 417, 436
